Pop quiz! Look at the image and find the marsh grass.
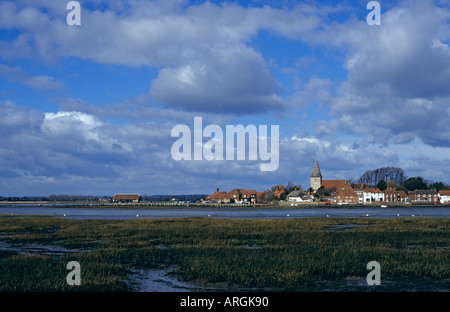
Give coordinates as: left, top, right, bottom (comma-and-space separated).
0, 216, 448, 291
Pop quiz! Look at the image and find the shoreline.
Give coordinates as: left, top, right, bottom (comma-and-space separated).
1, 204, 449, 220
1, 201, 449, 209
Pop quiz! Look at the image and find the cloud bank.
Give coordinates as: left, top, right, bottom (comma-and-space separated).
1, 0, 449, 195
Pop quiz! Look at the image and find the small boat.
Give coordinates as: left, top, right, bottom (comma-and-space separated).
380, 205, 387, 208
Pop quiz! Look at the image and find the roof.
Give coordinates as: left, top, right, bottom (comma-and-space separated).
208, 191, 230, 200
364, 188, 383, 193
439, 190, 450, 196
321, 180, 347, 191
273, 188, 286, 198
112, 194, 140, 200
384, 190, 407, 196
256, 191, 266, 197
336, 189, 358, 197
409, 189, 438, 195
310, 159, 322, 178
241, 189, 257, 197
384, 189, 403, 193
287, 190, 309, 198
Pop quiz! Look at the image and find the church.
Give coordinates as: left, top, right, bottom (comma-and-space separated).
310, 160, 348, 192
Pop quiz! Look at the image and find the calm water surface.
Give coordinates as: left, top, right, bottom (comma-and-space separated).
0, 205, 448, 219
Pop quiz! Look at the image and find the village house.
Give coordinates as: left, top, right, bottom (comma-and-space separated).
112, 194, 141, 203
321, 179, 349, 192
384, 188, 408, 203
205, 189, 232, 203
256, 190, 271, 203
363, 188, 385, 204
273, 186, 286, 198
228, 189, 242, 202
439, 190, 450, 204
333, 188, 359, 205
286, 190, 313, 202
206, 188, 257, 204
240, 189, 257, 203
408, 189, 439, 204
353, 189, 364, 204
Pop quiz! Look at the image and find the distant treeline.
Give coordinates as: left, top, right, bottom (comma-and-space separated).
0, 195, 102, 202
0, 196, 52, 202
0, 194, 208, 202
355, 167, 449, 191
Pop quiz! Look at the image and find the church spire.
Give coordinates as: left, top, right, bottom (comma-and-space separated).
310, 159, 322, 178
310, 159, 322, 192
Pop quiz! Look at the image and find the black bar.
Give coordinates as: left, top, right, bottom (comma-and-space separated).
1, 291, 447, 311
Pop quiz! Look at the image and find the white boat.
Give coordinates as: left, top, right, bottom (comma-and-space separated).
380, 205, 387, 208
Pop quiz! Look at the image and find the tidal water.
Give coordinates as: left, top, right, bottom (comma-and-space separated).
0, 204, 448, 219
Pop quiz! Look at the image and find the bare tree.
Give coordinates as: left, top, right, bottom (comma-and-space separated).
358, 167, 407, 186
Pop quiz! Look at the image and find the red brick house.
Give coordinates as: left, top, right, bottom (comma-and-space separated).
321, 180, 348, 192
273, 186, 286, 198
333, 188, 359, 205
384, 189, 408, 203
408, 189, 439, 204
206, 189, 232, 203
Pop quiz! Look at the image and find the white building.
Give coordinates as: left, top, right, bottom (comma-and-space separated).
287, 190, 313, 202
354, 190, 364, 205
439, 190, 450, 204
363, 188, 385, 204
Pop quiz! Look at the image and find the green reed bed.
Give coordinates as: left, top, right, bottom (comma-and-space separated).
0, 216, 448, 291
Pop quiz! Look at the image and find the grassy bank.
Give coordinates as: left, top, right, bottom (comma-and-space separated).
0, 216, 448, 291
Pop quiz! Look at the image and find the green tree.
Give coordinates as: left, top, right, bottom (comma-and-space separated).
428, 181, 448, 191
404, 177, 428, 191
377, 180, 387, 191
396, 185, 408, 192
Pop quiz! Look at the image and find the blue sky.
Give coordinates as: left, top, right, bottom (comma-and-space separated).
1, 0, 450, 196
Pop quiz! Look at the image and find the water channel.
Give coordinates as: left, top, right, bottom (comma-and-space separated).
0, 205, 449, 219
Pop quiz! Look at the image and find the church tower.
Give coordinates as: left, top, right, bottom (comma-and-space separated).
310, 159, 322, 192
